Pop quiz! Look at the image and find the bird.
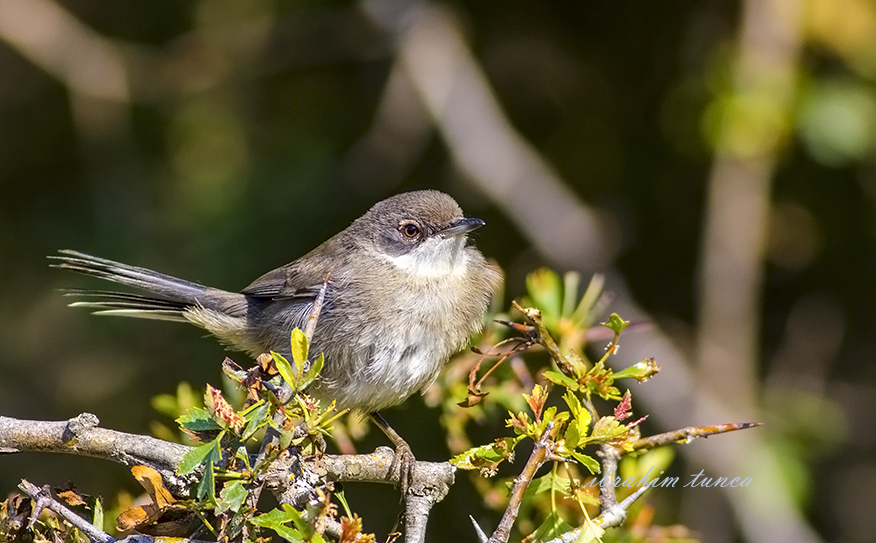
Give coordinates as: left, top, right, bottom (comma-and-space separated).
51, 190, 501, 490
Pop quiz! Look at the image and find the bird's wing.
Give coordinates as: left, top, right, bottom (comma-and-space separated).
241, 263, 328, 301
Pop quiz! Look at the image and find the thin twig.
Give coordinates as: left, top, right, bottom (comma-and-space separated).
18, 479, 115, 543
629, 422, 762, 452
513, 301, 577, 377
487, 422, 559, 543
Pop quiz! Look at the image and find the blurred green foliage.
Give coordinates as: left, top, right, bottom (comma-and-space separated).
2, 1, 876, 541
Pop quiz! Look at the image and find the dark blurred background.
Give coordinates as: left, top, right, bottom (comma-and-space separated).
1, 1, 874, 542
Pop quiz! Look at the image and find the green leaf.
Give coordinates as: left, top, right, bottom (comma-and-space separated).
601, 313, 629, 335
573, 522, 605, 543
523, 473, 555, 497
178, 432, 224, 475
526, 268, 563, 324
299, 352, 324, 390
290, 328, 309, 369
151, 393, 180, 418
611, 358, 661, 382
91, 496, 104, 532
572, 273, 605, 327
249, 505, 311, 542
249, 506, 297, 527
240, 401, 269, 441
279, 426, 295, 450
197, 461, 216, 503
561, 271, 581, 319
590, 416, 628, 443
528, 511, 574, 543
177, 407, 223, 432
450, 436, 523, 470
216, 481, 248, 514
523, 473, 571, 502
571, 451, 601, 474
272, 351, 297, 389
544, 370, 579, 391
562, 391, 592, 449
234, 445, 252, 472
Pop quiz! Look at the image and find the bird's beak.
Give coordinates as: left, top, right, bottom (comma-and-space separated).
440, 217, 485, 237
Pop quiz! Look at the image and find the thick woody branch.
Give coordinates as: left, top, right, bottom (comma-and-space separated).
1, 411, 459, 543
266, 446, 455, 543
0, 415, 191, 493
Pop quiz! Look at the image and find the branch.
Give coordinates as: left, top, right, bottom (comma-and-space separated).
629, 422, 762, 452
486, 422, 560, 543
512, 301, 577, 377
18, 479, 114, 543
264, 447, 455, 543
0, 414, 191, 493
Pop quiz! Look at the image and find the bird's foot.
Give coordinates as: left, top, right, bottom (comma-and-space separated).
389, 440, 416, 498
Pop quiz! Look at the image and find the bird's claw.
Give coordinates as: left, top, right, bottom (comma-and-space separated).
389, 441, 416, 500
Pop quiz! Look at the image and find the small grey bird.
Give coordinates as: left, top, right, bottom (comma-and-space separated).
52, 190, 500, 486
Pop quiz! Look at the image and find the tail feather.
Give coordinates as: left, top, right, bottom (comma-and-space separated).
50, 250, 210, 321
60, 289, 190, 322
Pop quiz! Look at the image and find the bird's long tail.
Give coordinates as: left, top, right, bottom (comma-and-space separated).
49, 249, 211, 322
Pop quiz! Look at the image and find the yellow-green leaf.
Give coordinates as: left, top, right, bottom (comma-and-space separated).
290, 328, 309, 369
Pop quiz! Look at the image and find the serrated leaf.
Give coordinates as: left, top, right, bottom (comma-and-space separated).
204, 384, 243, 432
590, 416, 628, 443
249, 505, 309, 542
178, 432, 223, 475
290, 328, 309, 369
216, 481, 248, 514
523, 473, 571, 502
528, 511, 574, 543
571, 451, 601, 474
177, 407, 223, 432
197, 461, 216, 503
563, 391, 593, 449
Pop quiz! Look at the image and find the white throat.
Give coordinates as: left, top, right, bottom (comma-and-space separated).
381, 236, 468, 278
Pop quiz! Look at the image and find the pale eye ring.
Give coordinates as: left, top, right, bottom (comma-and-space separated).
400, 222, 421, 238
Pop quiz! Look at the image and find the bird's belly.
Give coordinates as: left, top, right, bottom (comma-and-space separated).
315, 336, 450, 413
308, 276, 481, 412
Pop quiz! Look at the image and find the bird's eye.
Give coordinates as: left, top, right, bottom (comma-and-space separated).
400, 222, 421, 239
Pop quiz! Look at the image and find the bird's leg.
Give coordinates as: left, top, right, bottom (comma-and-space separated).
369, 412, 416, 497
